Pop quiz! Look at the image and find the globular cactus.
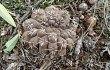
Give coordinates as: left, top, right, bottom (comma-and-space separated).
22, 5, 78, 56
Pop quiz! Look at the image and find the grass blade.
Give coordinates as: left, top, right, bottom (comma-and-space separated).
0, 3, 16, 27
4, 33, 20, 54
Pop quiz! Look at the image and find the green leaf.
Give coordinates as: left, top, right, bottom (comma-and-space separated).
4, 33, 20, 54
0, 3, 16, 27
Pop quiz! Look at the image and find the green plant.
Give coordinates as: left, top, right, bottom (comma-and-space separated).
0, 3, 20, 54
0, 3, 16, 27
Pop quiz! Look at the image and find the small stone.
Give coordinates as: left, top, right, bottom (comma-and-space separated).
78, 2, 88, 12
88, 0, 98, 5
